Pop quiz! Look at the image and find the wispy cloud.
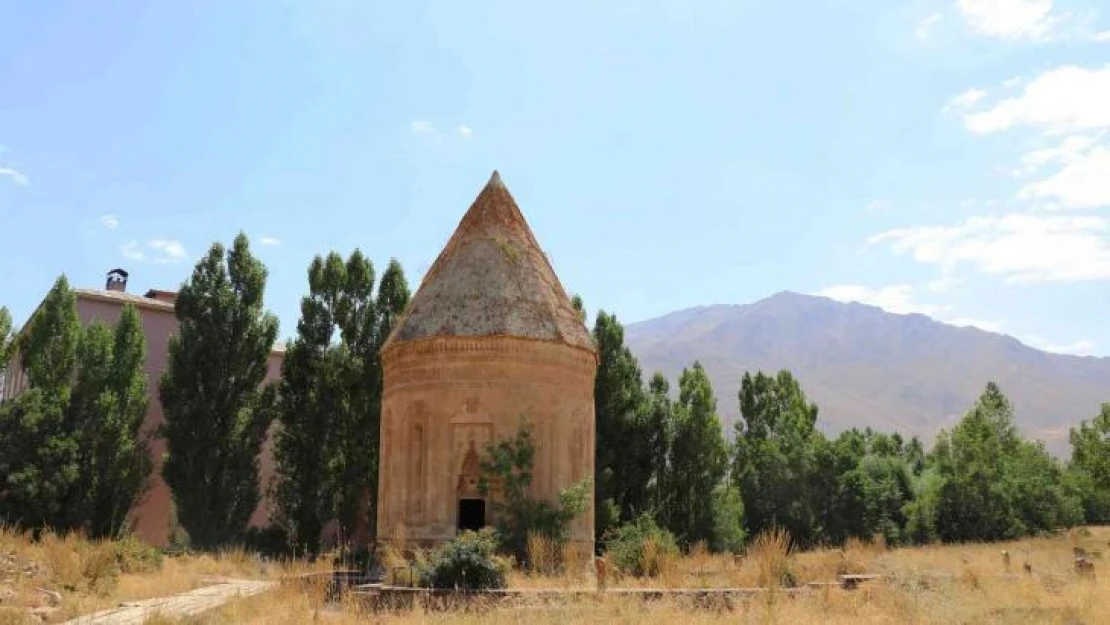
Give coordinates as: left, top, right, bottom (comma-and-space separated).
120, 239, 188, 264
411, 120, 435, 134
868, 213, 1110, 284
457, 124, 474, 138
815, 284, 952, 317
944, 88, 987, 113
915, 12, 943, 40
260, 236, 281, 246
1022, 334, 1096, 356
0, 167, 28, 186
963, 65, 1110, 135
98, 214, 119, 229
955, 0, 1070, 42
865, 199, 892, 212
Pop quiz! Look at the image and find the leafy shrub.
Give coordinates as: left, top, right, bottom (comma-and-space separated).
603, 514, 679, 577
113, 534, 163, 573
478, 424, 592, 565
419, 529, 508, 590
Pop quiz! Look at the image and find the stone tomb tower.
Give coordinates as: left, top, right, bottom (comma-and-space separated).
377, 171, 597, 555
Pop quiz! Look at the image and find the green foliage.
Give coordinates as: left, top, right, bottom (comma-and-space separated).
710, 483, 746, 553
664, 361, 729, 549
419, 528, 508, 590
0, 278, 84, 530
592, 310, 650, 537
0, 388, 78, 528
926, 382, 1081, 542
160, 233, 279, 549
112, 534, 164, 573
733, 370, 824, 547
21, 276, 81, 393
272, 252, 410, 554
70, 306, 152, 538
478, 424, 592, 564
602, 513, 680, 577
1069, 403, 1110, 522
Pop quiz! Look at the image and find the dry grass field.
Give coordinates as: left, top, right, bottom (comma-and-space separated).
1, 525, 1107, 624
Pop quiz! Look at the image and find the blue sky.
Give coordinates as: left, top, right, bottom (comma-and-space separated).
2, 0, 1109, 355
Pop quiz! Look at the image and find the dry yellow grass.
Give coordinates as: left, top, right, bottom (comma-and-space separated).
3, 526, 1108, 624
0, 525, 329, 624
202, 526, 1110, 625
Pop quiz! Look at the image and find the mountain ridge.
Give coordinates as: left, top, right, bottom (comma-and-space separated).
623, 291, 1110, 457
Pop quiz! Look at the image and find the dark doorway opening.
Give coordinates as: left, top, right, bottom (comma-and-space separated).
457, 499, 485, 532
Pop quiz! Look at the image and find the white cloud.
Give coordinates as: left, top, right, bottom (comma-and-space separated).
868, 213, 1110, 283
1022, 333, 1096, 355
0, 167, 28, 186
411, 120, 435, 133
120, 241, 144, 262
457, 124, 474, 138
815, 284, 953, 317
120, 239, 187, 264
948, 317, 1007, 333
964, 65, 1110, 135
1096, 30, 1110, 41
98, 214, 119, 229
815, 284, 1008, 333
1019, 143, 1110, 207
865, 199, 893, 212
955, 0, 1063, 41
947, 88, 987, 111
915, 12, 943, 39
260, 236, 281, 246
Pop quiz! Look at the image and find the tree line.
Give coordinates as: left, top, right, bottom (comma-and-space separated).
2, 233, 1109, 556
588, 304, 1110, 552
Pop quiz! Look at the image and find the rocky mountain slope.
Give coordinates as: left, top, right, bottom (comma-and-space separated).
624, 291, 1110, 456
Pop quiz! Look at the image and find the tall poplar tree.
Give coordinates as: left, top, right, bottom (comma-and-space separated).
160, 234, 279, 549
665, 361, 728, 548
1069, 403, 1110, 522
69, 306, 151, 538
0, 277, 82, 529
592, 310, 647, 537
274, 253, 409, 551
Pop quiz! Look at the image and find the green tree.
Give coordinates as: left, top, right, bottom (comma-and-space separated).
478, 423, 592, 564
160, 234, 279, 549
641, 373, 676, 516
665, 361, 728, 549
81, 306, 151, 538
592, 311, 650, 537
1069, 403, 1110, 522
21, 276, 81, 394
273, 252, 347, 552
0, 277, 82, 530
273, 253, 409, 552
360, 257, 410, 539
733, 370, 823, 547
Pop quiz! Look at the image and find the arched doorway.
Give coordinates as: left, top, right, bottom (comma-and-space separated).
456, 440, 485, 532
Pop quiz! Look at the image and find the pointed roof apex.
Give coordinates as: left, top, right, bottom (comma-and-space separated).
382, 173, 594, 353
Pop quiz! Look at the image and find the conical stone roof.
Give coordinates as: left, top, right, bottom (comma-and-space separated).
382, 171, 595, 353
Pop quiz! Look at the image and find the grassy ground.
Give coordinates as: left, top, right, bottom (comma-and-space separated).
1, 526, 1107, 624
0, 525, 328, 624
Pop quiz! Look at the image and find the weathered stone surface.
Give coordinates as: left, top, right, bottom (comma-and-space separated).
377, 172, 597, 555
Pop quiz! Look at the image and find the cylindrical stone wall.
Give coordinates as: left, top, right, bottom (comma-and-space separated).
377, 336, 596, 555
